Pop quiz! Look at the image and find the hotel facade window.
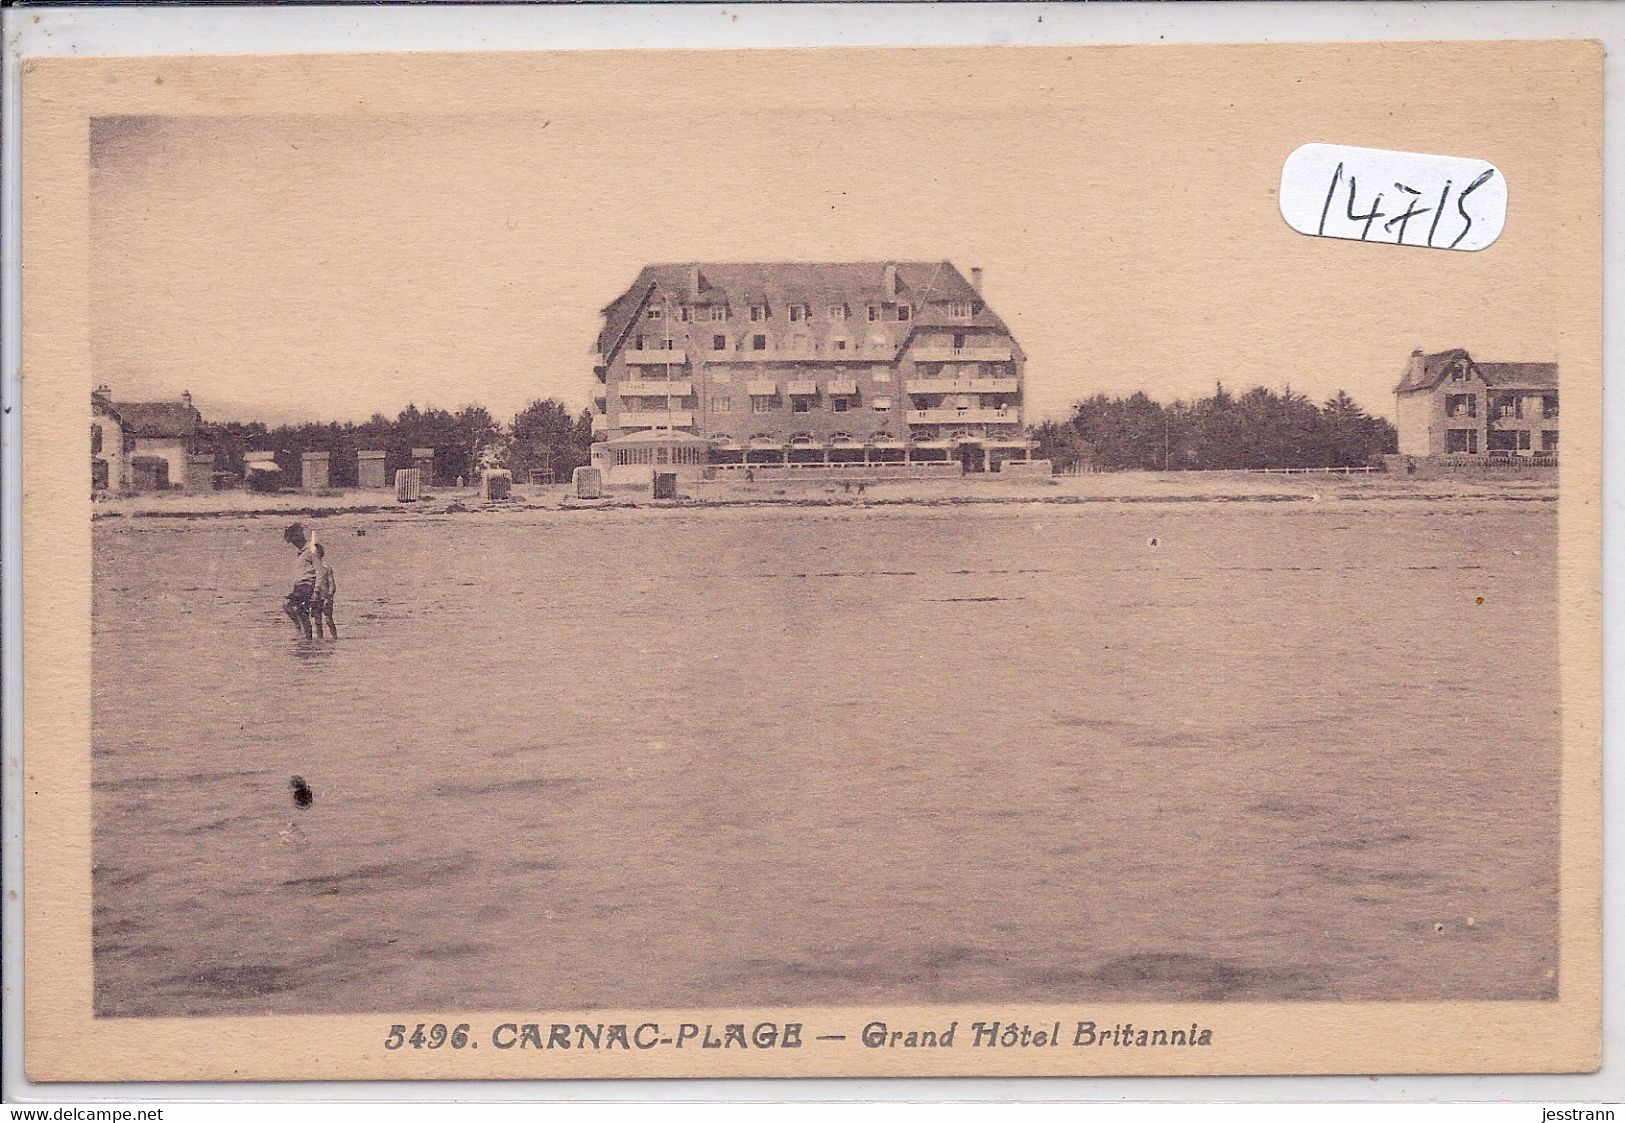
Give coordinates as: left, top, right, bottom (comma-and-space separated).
711, 306, 727, 321
752, 335, 767, 351
713, 397, 732, 413
712, 335, 727, 351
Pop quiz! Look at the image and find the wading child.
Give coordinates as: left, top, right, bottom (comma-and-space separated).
311, 542, 338, 638
283, 523, 318, 639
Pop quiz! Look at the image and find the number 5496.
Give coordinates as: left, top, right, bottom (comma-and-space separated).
385, 1022, 471, 1050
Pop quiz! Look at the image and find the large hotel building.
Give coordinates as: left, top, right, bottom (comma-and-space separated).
589, 261, 1029, 480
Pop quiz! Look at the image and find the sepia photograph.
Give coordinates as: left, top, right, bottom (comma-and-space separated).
16, 36, 1602, 1082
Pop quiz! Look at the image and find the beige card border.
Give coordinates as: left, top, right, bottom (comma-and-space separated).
20, 42, 1602, 1082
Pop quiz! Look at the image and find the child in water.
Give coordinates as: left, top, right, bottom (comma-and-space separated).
283, 523, 318, 639
311, 542, 338, 638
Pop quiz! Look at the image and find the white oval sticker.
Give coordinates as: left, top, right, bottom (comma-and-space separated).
1280, 143, 1506, 252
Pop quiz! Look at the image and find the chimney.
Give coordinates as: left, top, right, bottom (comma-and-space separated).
92, 384, 112, 405
180, 390, 194, 412
690, 264, 702, 297
970, 267, 984, 295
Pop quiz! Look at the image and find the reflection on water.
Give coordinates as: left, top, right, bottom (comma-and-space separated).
91, 503, 1560, 1017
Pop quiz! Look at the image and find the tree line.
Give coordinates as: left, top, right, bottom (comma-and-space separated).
1031, 385, 1397, 473
201, 400, 595, 487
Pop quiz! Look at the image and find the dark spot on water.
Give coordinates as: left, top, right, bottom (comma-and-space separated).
434, 775, 579, 800
1093, 952, 1247, 989
1247, 797, 1322, 820
421, 942, 486, 962
1053, 715, 1137, 731
280, 853, 476, 896
170, 963, 295, 999
290, 775, 313, 808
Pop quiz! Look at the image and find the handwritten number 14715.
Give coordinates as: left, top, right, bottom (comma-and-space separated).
1317, 162, 1497, 249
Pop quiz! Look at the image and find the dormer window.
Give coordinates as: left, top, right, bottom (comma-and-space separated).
788, 303, 813, 323
710, 306, 728, 322
897, 305, 912, 322
750, 305, 767, 322
647, 307, 663, 320
949, 301, 971, 319
830, 304, 848, 320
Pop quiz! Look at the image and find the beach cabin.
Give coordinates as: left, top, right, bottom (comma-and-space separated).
357, 449, 388, 488
411, 448, 436, 487
244, 450, 283, 492
301, 451, 331, 490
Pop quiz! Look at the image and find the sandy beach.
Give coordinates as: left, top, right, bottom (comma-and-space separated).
91, 468, 1558, 523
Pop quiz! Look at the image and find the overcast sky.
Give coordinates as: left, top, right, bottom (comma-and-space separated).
89, 49, 1566, 426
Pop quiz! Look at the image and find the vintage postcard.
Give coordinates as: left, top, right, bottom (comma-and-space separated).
17, 39, 1601, 1081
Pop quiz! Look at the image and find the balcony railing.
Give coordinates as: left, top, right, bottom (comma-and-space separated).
616, 411, 695, 429
904, 377, 1020, 395
706, 343, 895, 363
624, 350, 689, 365
618, 380, 693, 397
910, 345, 1013, 363
908, 408, 1018, 424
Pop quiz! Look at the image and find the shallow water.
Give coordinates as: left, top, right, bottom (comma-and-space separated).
91, 501, 1559, 1016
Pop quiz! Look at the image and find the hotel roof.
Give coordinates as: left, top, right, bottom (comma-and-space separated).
599, 261, 1008, 358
